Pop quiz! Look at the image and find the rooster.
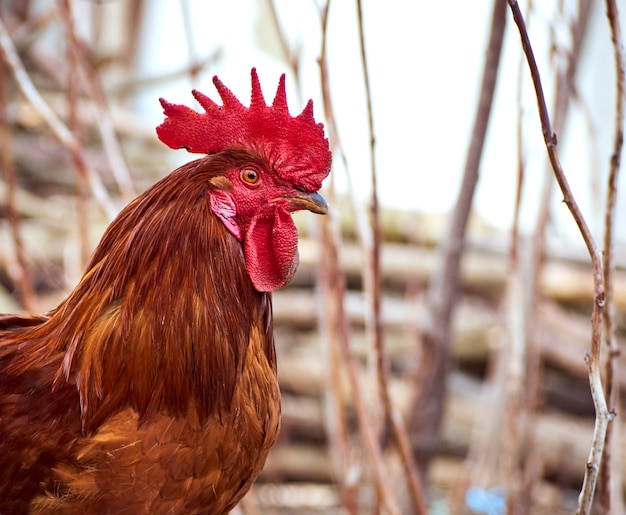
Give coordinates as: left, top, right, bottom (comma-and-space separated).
0, 69, 331, 514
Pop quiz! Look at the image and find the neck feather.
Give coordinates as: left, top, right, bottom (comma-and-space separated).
28, 157, 275, 432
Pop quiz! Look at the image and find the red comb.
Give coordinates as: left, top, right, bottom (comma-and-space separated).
156, 68, 331, 191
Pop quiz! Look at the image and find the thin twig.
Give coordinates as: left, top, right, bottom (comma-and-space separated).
528, 0, 592, 303
268, 0, 300, 92
501, 32, 533, 511
318, 1, 342, 159
77, 38, 136, 202
0, 15, 117, 220
9, 7, 56, 47
179, 0, 200, 87
355, 0, 383, 434
316, 204, 401, 515
316, 3, 400, 512
317, 3, 359, 512
317, 215, 360, 515
62, 0, 90, 274
0, 52, 38, 311
507, 2, 613, 514
317, 3, 367, 245
521, 5, 592, 511
598, 0, 625, 512
113, 49, 222, 97
56, 0, 136, 203
354, 2, 427, 512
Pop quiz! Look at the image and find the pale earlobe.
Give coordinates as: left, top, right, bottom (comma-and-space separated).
210, 190, 242, 240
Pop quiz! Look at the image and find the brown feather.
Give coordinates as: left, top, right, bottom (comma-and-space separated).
0, 150, 281, 513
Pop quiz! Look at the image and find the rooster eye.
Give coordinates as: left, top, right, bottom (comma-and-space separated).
241, 169, 260, 185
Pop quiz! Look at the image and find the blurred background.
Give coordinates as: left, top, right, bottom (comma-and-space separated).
1, 0, 625, 513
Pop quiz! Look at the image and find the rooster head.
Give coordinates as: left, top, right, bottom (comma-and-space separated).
156, 69, 331, 292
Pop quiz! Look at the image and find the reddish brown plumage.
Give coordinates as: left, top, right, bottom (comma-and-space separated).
0, 70, 331, 514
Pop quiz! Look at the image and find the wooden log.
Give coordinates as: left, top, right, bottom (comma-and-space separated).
274, 289, 625, 386
261, 443, 334, 483
296, 238, 626, 309
252, 482, 341, 511
274, 373, 622, 490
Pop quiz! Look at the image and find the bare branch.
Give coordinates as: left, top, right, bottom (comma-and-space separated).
520, 5, 592, 511
506, 2, 613, 513
315, 3, 401, 513
56, 0, 136, 203
316, 209, 401, 515
354, 1, 427, 512
598, 0, 625, 512
0, 53, 38, 311
112, 49, 222, 97
268, 0, 300, 89
59, 0, 90, 273
179, 0, 200, 87
316, 214, 360, 515
0, 15, 117, 219
317, 4, 359, 512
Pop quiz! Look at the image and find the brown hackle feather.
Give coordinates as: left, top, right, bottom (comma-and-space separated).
0, 149, 281, 514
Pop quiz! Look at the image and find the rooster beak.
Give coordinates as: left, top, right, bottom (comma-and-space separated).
287, 191, 328, 215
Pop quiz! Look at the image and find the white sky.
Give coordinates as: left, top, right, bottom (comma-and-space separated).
126, 0, 624, 243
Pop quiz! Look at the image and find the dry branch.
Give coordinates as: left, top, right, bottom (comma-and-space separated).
316, 224, 402, 515
0, 15, 117, 219
0, 54, 37, 311
507, 1, 612, 513
354, 1, 426, 512
56, 0, 136, 203
598, 0, 626, 512
60, 0, 90, 273
316, 3, 362, 512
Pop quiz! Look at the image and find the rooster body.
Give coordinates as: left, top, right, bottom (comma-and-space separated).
0, 71, 330, 514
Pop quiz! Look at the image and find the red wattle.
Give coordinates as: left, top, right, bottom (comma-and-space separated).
244, 205, 298, 292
